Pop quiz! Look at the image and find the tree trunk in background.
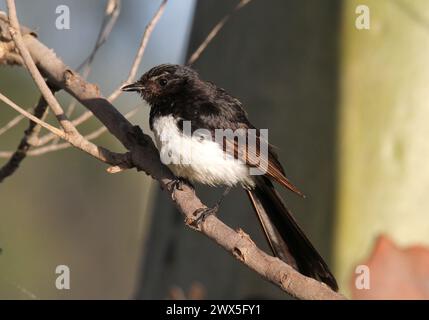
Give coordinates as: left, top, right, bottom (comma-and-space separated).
136, 0, 341, 299
335, 0, 429, 294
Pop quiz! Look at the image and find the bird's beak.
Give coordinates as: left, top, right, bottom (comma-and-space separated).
121, 82, 144, 92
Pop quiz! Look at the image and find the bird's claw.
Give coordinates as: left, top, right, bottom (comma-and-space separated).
192, 204, 219, 226
166, 178, 183, 192
166, 177, 192, 201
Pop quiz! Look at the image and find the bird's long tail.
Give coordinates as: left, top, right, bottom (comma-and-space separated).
245, 176, 338, 291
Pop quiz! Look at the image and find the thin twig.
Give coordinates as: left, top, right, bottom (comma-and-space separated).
108, 0, 168, 101
52, 0, 121, 145
5, 0, 128, 166
37, 0, 166, 146
0, 108, 137, 158
6, 0, 76, 134
22, 108, 138, 157
0, 112, 25, 136
0, 151, 12, 157
36, 109, 104, 146
0, 92, 64, 137
76, 0, 121, 71
187, 0, 252, 66
0, 91, 128, 166
0, 95, 49, 182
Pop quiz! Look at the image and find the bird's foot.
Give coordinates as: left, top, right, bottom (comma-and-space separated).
166, 177, 193, 201
192, 187, 231, 226
193, 204, 219, 226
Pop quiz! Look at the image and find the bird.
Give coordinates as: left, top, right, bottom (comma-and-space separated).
121, 63, 338, 291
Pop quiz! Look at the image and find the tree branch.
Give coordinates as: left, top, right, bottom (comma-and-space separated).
35, 0, 166, 147
0, 91, 129, 167
49, 0, 121, 146
107, 0, 168, 101
0, 92, 63, 138
6, 0, 74, 134
187, 0, 252, 66
0, 112, 25, 136
0, 108, 138, 158
0, 95, 49, 182
4, 0, 129, 168
76, 0, 121, 72
0, 9, 344, 300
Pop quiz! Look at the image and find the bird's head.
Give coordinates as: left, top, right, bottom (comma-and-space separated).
121, 64, 198, 105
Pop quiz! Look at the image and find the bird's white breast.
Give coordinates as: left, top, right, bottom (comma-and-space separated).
151, 115, 254, 188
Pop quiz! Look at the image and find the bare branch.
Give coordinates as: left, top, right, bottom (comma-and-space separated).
187, 0, 252, 66
36, 0, 167, 145
0, 92, 64, 138
13, 108, 138, 157
0, 91, 129, 167
0, 95, 49, 182
52, 0, 121, 145
77, 0, 121, 71
0, 151, 12, 158
36, 108, 105, 147
0, 112, 25, 136
108, 0, 168, 101
7, 0, 76, 134
5, 0, 129, 167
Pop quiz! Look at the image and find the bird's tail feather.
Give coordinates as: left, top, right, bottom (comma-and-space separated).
246, 176, 338, 291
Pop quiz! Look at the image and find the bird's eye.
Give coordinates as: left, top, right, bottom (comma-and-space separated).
159, 78, 168, 86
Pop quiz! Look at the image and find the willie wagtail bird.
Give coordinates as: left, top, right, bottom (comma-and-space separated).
122, 64, 338, 291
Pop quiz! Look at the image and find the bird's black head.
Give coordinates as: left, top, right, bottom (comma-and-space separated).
121, 64, 198, 105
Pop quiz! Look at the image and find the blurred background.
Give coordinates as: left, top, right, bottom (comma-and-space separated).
1, 0, 429, 299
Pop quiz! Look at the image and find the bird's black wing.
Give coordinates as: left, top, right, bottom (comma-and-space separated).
182, 87, 304, 196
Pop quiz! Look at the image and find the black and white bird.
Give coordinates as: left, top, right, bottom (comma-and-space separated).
122, 64, 338, 291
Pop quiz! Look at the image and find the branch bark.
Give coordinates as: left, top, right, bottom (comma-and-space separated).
0, 95, 49, 182
187, 0, 252, 66
0, 10, 344, 300
5, 1, 127, 169
35, 0, 167, 147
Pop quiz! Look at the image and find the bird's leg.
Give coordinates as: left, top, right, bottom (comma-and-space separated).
193, 187, 231, 225
166, 177, 194, 201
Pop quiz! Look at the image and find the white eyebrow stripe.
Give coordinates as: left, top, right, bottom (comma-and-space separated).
149, 72, 170, 81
